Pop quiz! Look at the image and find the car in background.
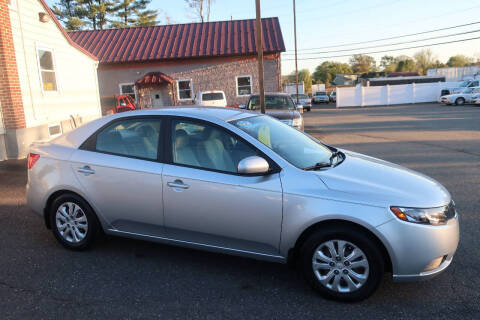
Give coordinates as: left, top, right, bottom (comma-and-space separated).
471, 92, 480, 105
194, 91, 227, 107
329, 91, 336, 103
26, 107, 459, 302
291, 93, 312, 111
245, 93, 304, 130
441, 80, 480, 96
439, 87, 480, 105
312, 91, 330, 104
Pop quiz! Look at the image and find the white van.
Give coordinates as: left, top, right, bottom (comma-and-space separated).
194, 91, 227, 107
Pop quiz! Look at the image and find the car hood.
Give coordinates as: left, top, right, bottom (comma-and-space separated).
266, 110, 300, 120
315, 150, 450, 208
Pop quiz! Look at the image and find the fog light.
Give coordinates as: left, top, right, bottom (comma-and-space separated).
423, 256, 446, 272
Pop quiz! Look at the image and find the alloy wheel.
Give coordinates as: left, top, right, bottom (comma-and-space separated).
55, 202, 88, 243
312, 239, 369, 293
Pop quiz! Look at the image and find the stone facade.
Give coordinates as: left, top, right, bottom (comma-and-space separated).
97, 54, 281, 113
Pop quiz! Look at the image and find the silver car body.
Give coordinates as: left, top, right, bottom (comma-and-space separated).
439, 87, 480, 104
27, 107, 459, 282
313, 92, 330, 103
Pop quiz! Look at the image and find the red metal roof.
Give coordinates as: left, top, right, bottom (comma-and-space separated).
136, 72, 174, 86
69, 18, 285, 64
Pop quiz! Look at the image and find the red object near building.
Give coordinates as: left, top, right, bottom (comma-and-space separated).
114, 95, 136, 113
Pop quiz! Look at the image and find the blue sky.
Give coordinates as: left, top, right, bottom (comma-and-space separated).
47, 0, 480, 74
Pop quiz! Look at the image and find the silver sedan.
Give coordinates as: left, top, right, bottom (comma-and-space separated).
26, 107, 459, 302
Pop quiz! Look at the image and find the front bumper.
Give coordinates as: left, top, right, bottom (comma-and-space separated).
376, 213, 459, 282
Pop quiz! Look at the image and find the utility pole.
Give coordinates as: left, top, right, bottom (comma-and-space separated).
255, 0, 266, 114
293, 0, 299, 105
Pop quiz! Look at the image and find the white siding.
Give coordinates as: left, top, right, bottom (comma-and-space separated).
9, 0, 101, 129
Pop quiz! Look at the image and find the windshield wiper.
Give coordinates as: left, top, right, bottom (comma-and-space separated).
304, 162, 331, 171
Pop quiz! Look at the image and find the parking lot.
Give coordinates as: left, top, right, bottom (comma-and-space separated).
1, 103, 479, 319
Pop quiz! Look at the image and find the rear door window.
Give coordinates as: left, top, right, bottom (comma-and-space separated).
202, 93, 224, 101
95, 118, 162, 160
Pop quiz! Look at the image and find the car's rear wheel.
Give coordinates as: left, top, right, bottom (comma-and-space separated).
455, 98, 465, 105
300, 226, 384, 302
50, 193, 99, 250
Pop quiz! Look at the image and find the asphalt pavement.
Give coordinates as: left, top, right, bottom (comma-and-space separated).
1, 103, 479, 319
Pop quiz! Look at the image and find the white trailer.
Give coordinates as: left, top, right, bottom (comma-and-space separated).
284, 82, 305, 95
311, 84, 326, 95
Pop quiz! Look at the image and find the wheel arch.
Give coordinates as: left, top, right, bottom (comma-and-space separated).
288, 219, 393, 273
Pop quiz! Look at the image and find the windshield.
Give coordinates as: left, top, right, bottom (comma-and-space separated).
248, 95, 295, 110
315, 92, 327, 96
202, 92, 224, 101
291, 94, 309, 99
459, 81, 469, 87
231, 115, 333, 169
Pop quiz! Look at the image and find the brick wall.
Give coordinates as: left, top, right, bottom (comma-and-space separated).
0, 0, 25, 130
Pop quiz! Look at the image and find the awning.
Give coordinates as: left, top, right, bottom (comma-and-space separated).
135, 72, 174, 87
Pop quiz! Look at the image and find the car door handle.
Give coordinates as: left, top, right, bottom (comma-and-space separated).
77, 166, 95, 176
167, 180, 189, 189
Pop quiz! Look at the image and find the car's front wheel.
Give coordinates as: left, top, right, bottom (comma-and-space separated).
50, 193, 100, 250
300, 226, 384, 302
455, 98, 465, 105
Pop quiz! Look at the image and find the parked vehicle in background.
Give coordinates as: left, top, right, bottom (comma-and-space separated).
471, 92, 480, 105
312, 84, 326, 96
284, 82, 305, 95
291, 93, 312, 111
441, 80, 480, 96
439, 87, 480, 105
312, 91, 330, 104
194, 91, 227, 107
245, 93, 304, 130
26, 107, 459, 302
329, 91, 336, 103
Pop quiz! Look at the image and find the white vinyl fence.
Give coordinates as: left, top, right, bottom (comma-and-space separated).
336, 82, 460, 108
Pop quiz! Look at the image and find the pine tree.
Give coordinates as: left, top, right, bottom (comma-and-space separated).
110, 0, 158, 28
52, 0, 85, 31
77, 0, 113, 30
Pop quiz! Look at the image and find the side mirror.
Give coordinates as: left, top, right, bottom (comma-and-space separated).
296, 104, 304, 113
239, 104, 247, 109
238, 156, 270, 174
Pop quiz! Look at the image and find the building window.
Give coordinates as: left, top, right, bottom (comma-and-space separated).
119, 83, 136, 101
177, 79, 193, 100
236, 75, 252, 96
37, 48, 58, 92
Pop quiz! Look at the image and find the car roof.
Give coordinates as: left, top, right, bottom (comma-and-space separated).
250, 92, 291, 97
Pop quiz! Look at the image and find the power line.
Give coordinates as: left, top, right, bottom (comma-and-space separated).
285, 21, 480, 52
282, 29, 480, 56
282, 36, 480, 61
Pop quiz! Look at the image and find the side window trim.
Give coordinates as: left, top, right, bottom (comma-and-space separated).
165, 116, 281, 176
79, 116, 165, 163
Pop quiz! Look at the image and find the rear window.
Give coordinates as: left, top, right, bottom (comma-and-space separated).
315, 92, 327, 95
292, 94, 308, 99
202, 92, 224, 101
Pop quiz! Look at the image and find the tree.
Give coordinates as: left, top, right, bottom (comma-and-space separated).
312, 61, 352, 87
185, 0, 214, 23
52, 0, 85, 30
413, 49, 436, 75
349, 54, 376, 73
395, 58, 417, 72
110, 0, 158, 28
447, 55, 474, 67
380, 55, 396, 73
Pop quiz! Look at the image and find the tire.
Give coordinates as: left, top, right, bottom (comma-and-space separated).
49, 193, 100, 250
299, 226, 384, 302
455, 98, 465, 106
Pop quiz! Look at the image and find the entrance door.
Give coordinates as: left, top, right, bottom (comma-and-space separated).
151, 88, 167, 108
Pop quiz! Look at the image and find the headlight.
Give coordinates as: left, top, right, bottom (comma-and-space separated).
390, 201, 456, 225
292, 117, 303, 127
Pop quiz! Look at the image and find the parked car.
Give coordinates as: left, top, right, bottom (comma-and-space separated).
27, 107, 459, 302
441, 79, 480, 96
439, 87, 480, 105
471, 93, 480, 105
329, 91, 336, 103
194, 90, 227, 107
244, 93, 304, 130
291, 93, 312, 111
312, 91, 330, 104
